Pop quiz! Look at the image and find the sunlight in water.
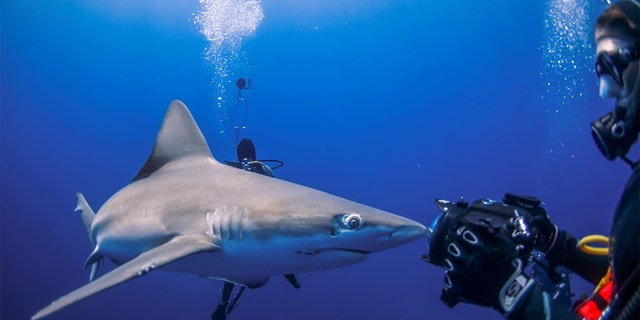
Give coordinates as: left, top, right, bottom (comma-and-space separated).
194, 0, 264, 132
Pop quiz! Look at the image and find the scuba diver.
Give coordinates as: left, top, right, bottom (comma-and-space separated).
224, 138, 277, 177
213, 138, 286, 320
422, 1, 639, 319
212, 79, 285, 320
224, 78, 283, 176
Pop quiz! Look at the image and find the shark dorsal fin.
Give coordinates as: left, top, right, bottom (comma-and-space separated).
133, 100, 212, 181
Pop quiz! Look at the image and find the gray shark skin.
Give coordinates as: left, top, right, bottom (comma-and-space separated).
32, 100, 426, 319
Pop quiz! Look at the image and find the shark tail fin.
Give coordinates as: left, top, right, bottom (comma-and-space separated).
89, 259, 101, 282
75, 193, 102, 281
83, 246, 103, 282
75, 193, 95, 246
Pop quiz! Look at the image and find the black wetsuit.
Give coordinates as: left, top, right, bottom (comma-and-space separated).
607, 162, 639, 319
511, 163, 639, 319
226, 161, 274, 177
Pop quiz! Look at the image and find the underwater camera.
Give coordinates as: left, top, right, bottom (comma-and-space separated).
422, 193, 551, 268
236, 77, 252, 90
422, 193, 577, 309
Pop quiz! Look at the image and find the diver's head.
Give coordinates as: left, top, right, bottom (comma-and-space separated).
591, 1, 639, 164
595, 1, 639, 107
237, 138, 257, 162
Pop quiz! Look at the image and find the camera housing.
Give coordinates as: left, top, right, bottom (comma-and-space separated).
423, 193, 545, 267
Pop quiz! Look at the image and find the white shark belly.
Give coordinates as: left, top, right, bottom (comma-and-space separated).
159, 241, 368, 287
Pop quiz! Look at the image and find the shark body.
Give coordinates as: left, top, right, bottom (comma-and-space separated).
32, 100, 426, 319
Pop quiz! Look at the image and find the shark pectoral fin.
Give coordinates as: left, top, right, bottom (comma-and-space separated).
32, 236, 218, 320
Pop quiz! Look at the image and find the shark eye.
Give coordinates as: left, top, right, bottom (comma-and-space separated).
340, 214, 362, 230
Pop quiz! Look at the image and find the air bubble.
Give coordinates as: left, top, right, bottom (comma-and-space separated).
194, 0, 264, 132
540, 0, 591, 103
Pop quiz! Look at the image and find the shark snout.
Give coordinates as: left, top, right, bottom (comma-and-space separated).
390, 223, 427, 242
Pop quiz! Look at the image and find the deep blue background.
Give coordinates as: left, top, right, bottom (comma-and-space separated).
2, 0, 635, 319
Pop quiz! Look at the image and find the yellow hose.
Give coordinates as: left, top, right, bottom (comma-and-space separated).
579, 234, 609, 256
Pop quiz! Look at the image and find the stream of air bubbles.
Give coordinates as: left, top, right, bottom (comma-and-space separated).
540, 0, 592, 159
194, 0, 264, 133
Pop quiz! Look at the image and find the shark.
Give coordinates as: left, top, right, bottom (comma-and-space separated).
32, 100, 426, 319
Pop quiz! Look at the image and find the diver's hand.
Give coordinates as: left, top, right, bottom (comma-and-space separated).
501, 192, 557, 253
530, 213, 558, 253
439, 223, 534, 315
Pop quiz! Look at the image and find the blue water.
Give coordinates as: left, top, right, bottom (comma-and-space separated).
1, 0, 633, 319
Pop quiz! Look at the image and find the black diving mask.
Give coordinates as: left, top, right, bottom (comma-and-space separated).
591, 106, 639, 165
595, 42, 639, 86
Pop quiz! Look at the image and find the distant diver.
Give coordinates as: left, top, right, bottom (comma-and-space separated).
230, 78, 251, 145
216, 138, 283, 320
224, 138, 282, 177
215, 78, 283, 320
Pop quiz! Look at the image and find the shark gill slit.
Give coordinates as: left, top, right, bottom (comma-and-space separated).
230, 207, 245, 241
226, 207, 234, 240
210, 206, 244, 241
213, 208, 223, 240
222, 207, 231, 240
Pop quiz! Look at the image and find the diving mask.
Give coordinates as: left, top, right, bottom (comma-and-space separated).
595, 42, 639, 86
